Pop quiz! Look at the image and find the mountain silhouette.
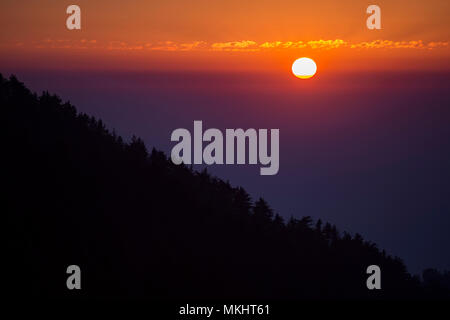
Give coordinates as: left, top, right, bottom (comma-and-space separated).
2, 73, 448, 300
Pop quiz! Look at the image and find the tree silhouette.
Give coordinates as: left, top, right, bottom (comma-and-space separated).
2, 73, 449, 300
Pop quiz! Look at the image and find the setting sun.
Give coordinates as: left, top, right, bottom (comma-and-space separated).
292, 57, 317, 79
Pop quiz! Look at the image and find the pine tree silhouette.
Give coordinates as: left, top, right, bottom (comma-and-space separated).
2, 74, 449, 300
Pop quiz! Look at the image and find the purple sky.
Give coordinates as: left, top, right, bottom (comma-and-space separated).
5, 68, 450, 274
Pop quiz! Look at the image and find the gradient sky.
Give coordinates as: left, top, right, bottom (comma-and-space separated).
1, 0, 449, 72
1, 1, 450, 274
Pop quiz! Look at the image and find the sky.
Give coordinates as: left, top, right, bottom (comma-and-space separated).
1, 0, 450, 274
1, 0, 449, 72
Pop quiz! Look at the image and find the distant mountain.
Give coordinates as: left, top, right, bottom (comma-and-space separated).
2, 73, 447, 299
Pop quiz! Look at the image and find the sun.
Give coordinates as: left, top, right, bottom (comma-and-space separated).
292, 57, 317, 79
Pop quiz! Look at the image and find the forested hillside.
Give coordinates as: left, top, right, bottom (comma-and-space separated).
3, 74, 447, 299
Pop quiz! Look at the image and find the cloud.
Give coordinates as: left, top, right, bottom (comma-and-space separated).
349, 40, 449, 49
307, 39, 347, 49
208, 39, 444, 51
427, 41, 449, 49
349, 40, 421, 49
210, 40, 258, 51
26, 38, 99, 49
16, 38, 449, 52
259, 41, 283, 48
149, 41, 207, 51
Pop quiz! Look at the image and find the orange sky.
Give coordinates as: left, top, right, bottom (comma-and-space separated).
1, 0, 449, 72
